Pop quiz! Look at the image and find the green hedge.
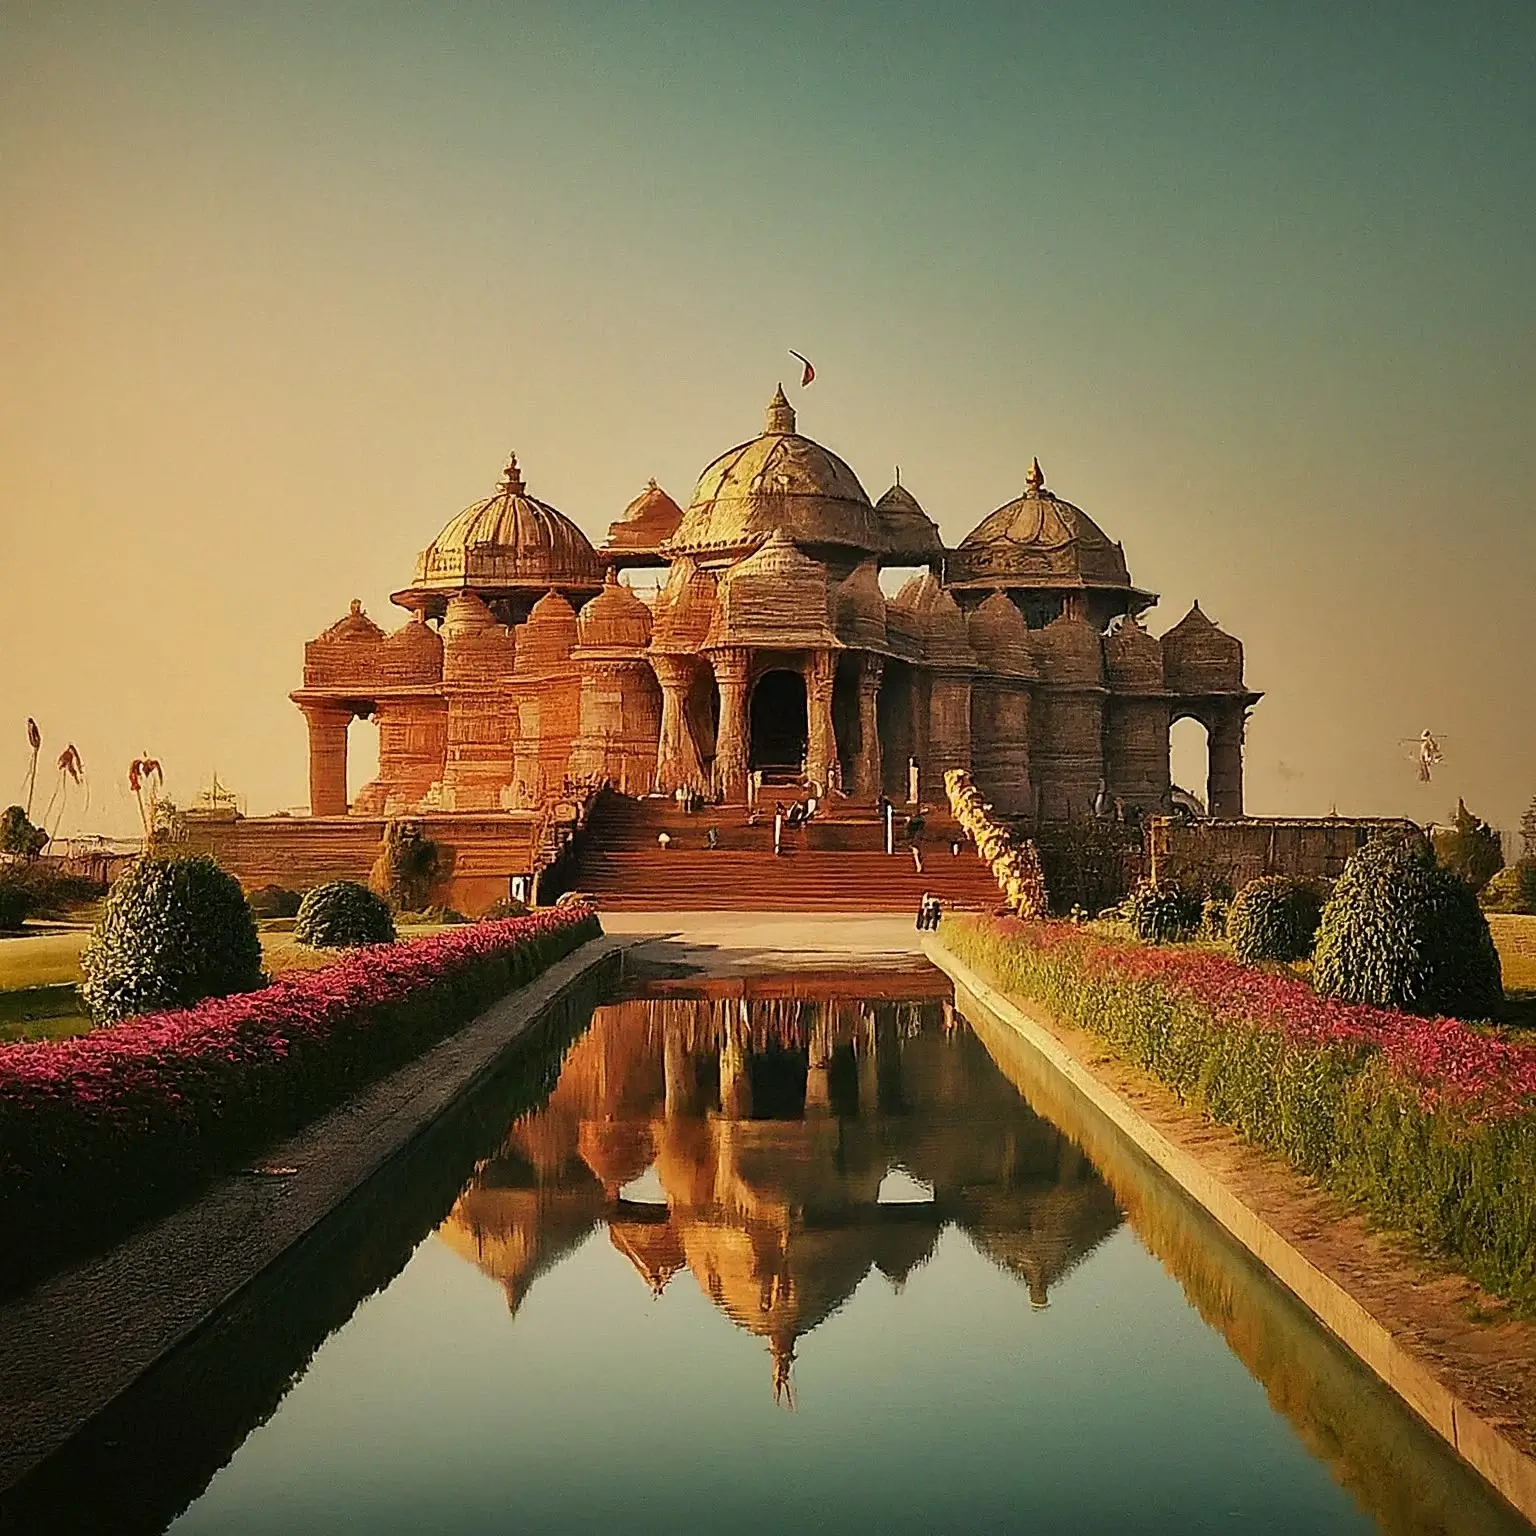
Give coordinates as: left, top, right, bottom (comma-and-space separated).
940, 916, 1536, 1312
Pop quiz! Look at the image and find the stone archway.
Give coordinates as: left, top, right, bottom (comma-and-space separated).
750, 669, 808, 772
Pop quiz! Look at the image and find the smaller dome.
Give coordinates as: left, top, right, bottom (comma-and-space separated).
1161, 602, 1244, 693
967, 592, 1038, 680
1104, 614, 1163, 691
443, 591, 500, 640
605, 478, 683, 554
874, 478, 944, 560
514, 589, 578, 676
651, 556, 717, 653
1035, 612, 1103, 686
411, 454, 603, 596
303, 598, 385, 688
323, 598, 385, 642
380, 610, 444, 684
577, 570, 653, 652
442, 592, 515, 685
888, 570, 974, 668
705, 532, 840, 650
951, 458, 1135, 596
834, 561, 888, 651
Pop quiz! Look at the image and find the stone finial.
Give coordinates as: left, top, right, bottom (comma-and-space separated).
349, 598, 362, 616
499, 453, 525, 495
765, 384, 796, 435
1025, 456, 1045, 498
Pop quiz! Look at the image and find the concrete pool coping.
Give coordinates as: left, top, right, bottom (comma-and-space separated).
0, 932, 629, 1498
926, 935, 1536, 1526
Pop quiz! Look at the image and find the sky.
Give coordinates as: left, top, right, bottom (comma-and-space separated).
2, 0, 1532, 840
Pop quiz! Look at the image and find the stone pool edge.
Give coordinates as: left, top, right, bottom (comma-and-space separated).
0, 933, 629, 1498
924, 935, 1536, 1526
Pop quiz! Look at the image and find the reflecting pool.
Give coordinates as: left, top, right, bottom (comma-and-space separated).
23, 970, 1531, 1534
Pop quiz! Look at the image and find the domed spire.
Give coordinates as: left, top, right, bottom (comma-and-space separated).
1025, 456, 1045, 498
765, 384, 796, 435
499, 453, 525, 495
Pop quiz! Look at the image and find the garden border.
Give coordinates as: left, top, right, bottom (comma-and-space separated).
925, 934, 1536, 1525
0, 931, 628, 1499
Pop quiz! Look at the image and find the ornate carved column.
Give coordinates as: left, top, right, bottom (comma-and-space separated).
300, 702, 351, 817
1207, 707, 1247, 818
711, 647, 750, 803
651, 654, 705, 795
804, 649, 837, 795
852, 655, 884, 799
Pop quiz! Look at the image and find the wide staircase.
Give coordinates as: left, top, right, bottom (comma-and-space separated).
563, 792, 1005, 913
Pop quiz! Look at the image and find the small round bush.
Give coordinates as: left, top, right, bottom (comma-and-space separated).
79, 854, 264, 1024
294, 881, 396, 948
481, 896, 530, 921
1227, 875, 1325, 964
0, 882, 32, 932
1313, 835, 1503, 1019
1125, 881, 1202, 944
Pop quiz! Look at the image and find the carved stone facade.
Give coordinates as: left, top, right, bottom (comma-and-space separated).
289, 390, 1259, 825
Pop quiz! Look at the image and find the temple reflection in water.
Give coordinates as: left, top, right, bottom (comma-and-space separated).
438, 983, 1122, 1402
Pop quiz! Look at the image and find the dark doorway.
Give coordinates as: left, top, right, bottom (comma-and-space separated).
750, 669, 808, 771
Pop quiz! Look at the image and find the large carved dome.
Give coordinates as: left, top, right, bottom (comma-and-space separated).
666, 388, 883, 557
400, 453, 604, 606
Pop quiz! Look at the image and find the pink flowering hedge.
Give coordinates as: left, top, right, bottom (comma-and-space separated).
943, 915, 1536, 1311
0, 906, 600, 1290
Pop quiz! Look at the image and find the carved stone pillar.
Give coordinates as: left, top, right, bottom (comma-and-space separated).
300, 702, 351, 817
651, 654, 705, 795
1208, 708, 1247, 818
805, 649, 837, 795
852, 655, 884, 799
712, 647, 750, 803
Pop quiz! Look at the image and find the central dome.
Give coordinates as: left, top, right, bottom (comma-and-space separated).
666, 387, 883, 556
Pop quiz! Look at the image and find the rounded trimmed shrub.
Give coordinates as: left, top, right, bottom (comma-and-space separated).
1227, 875, 1326, 964
481, 896, 531, 921
1125, 881, 1202, 944
1313, 835, 1503, 1019
0, 882, 32, 932
79, 855, 264, 1024
294, 880, 396, 949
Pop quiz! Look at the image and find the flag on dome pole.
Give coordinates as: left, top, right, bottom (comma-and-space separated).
789, 350, 815, 387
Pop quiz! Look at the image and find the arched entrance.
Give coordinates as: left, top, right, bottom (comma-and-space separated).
750, 669, 808, 773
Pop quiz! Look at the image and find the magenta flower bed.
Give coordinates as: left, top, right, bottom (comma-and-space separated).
0, 905, 600, 1289
944, 915, 1536, 1308
1009, 919, 1536, 1116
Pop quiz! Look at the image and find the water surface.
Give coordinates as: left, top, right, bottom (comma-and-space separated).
145, 977, 1525, 1535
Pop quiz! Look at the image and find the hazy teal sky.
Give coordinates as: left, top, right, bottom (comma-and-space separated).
3, 1, 1532, 835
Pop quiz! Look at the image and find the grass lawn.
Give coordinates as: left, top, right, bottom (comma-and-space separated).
0, 921, 456, 1042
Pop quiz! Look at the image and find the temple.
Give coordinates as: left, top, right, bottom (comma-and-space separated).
187, 387, 1260, 909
